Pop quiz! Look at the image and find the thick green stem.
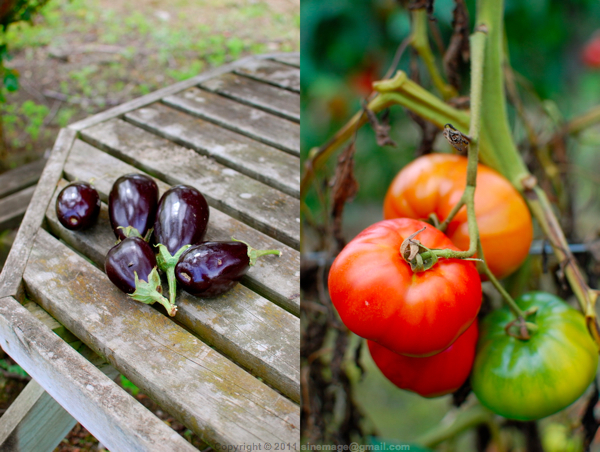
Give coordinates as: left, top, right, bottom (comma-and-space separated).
475, 0, 530, 186
410, 9, 457, 100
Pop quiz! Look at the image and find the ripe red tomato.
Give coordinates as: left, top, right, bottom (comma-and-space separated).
328, 218, 481, 357
383, 154, 533, 279
368, 320, 478, 398
583, 34, 600, 68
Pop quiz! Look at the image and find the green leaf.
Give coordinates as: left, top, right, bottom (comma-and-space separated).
3, 71, 19, 92
120, 375, 140, 396
0, 44, 8, 61
0, 359, 28, 377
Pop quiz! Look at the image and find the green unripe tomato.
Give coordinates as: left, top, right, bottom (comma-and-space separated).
471, 292, 598, 421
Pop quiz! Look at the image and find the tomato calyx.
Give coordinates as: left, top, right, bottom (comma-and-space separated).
400, 227, 439, 272
503, 306, 539, 340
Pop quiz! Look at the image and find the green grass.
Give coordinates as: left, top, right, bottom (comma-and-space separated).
0, 0, 298, 170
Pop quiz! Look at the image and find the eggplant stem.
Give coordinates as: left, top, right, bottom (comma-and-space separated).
155, 244, 191, 308
130, 268, 177, 316
117, 225, 143, 239
231, 237, 281, 266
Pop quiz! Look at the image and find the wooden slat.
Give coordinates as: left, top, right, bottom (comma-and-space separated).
0, 295, 198, 452
271, 54, 300, 68
62, 144, 300, 315
125, 103, 300, 198
0, 128, 76, 300
46, 179, 300, 402
23, 230, 300, 446
0, 159, 46, 199
0, 185, 36, 231
199, 73, 300, 122
234, 59, 300, 92
163, 88, 300, 157
0, 301, 116, 452
79, 120, 300, 250
67, 52, 295, 132
0, 379, 78, 452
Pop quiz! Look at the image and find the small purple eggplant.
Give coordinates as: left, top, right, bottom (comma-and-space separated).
175, 239, 280, 298
105, 237, 176, 316
56, 181, 100, 230
109, 173, 158, 240
153, 185, 210, 305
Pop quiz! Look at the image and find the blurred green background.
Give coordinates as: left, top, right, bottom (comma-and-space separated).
301, 0, 600, 449
301, 0, 600, 237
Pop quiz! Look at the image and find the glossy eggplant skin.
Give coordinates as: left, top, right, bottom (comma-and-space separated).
56, 182, 100, 230
154, 185, 209, 255
109, 173, 158, 240
175, 242, 249, 297
105, 237, 157, 294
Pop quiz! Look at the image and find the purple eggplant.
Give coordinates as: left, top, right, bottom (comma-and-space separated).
175, 239, 280, 298
154, 185, 209, 255
153, 185, 210, 305
105, 237, 176, 316
56, 181, 100, 230
109, 173, 158, 240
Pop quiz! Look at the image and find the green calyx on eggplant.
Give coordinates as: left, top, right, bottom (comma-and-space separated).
174, 238, 281, 298
56, 181, 100, 230
109, 173, 158, 240
105, 236, 177, 316
153, 185, 210, 305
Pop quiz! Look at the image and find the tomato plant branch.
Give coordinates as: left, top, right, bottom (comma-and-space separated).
476, 241, 529, 321
301, 72, 470, 198
565, 103, 600, 135
410, 8, 457, 101
439, 25, 487, 233
415, 404, 497, 449
474, 0, 600, 344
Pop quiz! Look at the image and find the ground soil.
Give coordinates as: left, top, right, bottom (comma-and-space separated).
0, 1, 299, 449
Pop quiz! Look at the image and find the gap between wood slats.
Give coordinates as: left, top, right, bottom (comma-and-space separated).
162, 87, 300, 157
233, 60, 300, 93
122, 103, 300, 199
198, 72, 300, 123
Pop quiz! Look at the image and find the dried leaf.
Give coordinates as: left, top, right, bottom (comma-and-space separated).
364, 106, 397, 147
331, 143, 359, 250
443, 123, 471, 153
408, 0, 434, 16
408, 110, 438, 156
443, 0, 470, 90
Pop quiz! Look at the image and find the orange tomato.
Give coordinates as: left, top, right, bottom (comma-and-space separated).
383, 153, 533, 279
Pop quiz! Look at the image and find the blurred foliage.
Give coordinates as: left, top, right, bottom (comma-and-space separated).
0, 0, 52, 99
301, 0, 600, 211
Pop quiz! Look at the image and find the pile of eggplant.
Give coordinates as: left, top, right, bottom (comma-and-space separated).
55, 174, 281, 316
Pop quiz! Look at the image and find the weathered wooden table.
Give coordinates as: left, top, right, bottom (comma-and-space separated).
0, 52, 300, 451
